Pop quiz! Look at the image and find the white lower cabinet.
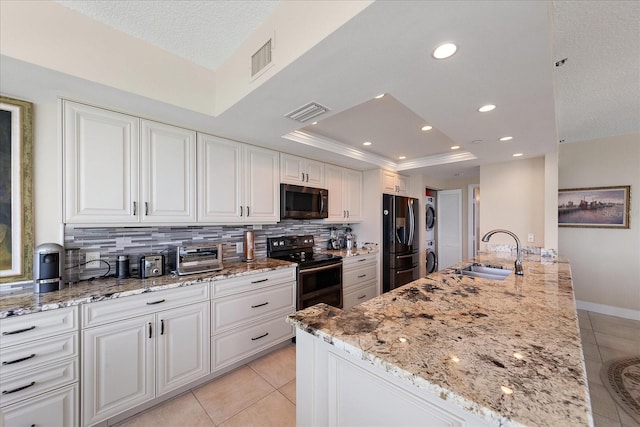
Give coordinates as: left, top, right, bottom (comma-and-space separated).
210, 268, 296, 372
0, 306, 79, 427
342, 254, 379, 310
81, 286, 209, 426
1, 383, 78, 427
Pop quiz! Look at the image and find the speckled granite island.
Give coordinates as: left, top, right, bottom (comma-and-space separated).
288, 253, 593, 427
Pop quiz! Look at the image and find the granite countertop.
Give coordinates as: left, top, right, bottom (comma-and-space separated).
0, 258, 296, 318
322, 246, 379, 258
288, 252, 592, 427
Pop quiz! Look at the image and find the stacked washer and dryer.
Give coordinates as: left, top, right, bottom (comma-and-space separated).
425, 191, 438, 275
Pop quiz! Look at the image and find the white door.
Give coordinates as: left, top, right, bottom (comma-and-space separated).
140, 120, 196, 223
82, 315, 155, 426
325, 165, 345, 222
244, 145, 279, 223
437, 189, 462, 270
304, 159, 325, 187
63, 101, 139, 224
279, 153, 306, 185
197, 134, 243, 222
156, 302, 210, 395
344, 169, 363, 222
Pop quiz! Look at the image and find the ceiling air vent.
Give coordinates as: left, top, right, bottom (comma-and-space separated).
285, 102, 330, 123
251, 39, 272, 77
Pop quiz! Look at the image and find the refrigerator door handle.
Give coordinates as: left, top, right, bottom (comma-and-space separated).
407, 199, 415, 246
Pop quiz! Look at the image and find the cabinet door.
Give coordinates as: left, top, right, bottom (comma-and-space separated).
244, 145, 279, 223
396, 174, 409, 196
1, 383, 78, 427
324, 165, 346, 222
156, 302, 210, 396
344, 169, 363, 222
305, 159, 325, 187
279, 153, 306, 185
82, 315, 155, 426
197, 133, 243, 222
63, 101, 139, 223
382, 170, 397, 194
140, 120, 196, 223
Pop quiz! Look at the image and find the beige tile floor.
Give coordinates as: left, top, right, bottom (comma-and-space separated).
117, 311, 639, 427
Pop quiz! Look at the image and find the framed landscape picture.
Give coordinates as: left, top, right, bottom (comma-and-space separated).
558, 186, 631, 229
0, 95, 34, 283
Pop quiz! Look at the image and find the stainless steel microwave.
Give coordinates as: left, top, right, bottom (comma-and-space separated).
280, 184, 328, 219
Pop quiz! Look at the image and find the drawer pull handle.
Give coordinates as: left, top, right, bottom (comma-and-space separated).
251, 302, 269, 308
3, 326, 36, 336
357, 258, 367, 262
3, 353, 36, 365
146, 299, 166, 305
357, 274, 367, 278
251, 278, 268, 284
357, 294, 367, 300
2, 381, 35, 395
251, 332, 269, 341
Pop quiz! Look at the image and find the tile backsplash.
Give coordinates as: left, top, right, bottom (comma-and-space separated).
64, 221, 346, 281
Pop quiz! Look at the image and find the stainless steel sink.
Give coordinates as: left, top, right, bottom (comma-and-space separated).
457, 264, 513, 281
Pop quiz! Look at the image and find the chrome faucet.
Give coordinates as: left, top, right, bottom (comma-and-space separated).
481, 229, 524, 275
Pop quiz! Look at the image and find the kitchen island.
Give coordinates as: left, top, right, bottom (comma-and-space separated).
288, 253, 592, 427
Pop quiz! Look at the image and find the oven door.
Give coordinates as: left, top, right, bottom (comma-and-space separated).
298, 262, 343, 309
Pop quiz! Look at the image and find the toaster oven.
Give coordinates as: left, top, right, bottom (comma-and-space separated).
175, 244, 223, 276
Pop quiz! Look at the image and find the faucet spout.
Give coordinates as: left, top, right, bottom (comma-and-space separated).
481, 229, 524, 275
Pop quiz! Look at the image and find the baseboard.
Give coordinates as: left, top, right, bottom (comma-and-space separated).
576, 300, 640, 321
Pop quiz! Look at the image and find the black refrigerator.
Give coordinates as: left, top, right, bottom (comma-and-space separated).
382, 194, 419, 293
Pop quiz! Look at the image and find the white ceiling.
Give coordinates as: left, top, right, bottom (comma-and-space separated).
17, 1, 640, 179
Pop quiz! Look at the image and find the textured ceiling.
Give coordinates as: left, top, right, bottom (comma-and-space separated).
552, 0, 640, 144
54, 0, 280, 70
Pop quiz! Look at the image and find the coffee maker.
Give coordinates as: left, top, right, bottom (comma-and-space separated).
33, 243, 64, 293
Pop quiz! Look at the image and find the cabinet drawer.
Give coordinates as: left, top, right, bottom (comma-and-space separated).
343, 281, 378, 311
1, 383, 78, 427
82, 283, 209, 328
0, 358, 77, 407
343, 255, 377, 269
212, 283, 295, 333
211, 268, 296, 298
0, 333, 77, 377
343, 263, 377, 291
211, 313, 294, 371
0, 307, 78, 349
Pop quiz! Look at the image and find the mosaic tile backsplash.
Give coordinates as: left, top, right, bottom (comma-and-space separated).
64, 221, 349, 281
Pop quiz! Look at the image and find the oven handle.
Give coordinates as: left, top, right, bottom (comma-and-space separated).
299, 263, 341, 274
396, 266, 417, 274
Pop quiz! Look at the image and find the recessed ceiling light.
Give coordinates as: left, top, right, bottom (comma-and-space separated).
399, 156, 406, 160
478, 104, 496, 113
432, 42, 457, 59
374, 93, 385, 99
363, 141, 372, 146
421, 125, 433, 131
311, 121, 318, 125
450, 145, 460, 150
499, 136, 513, 141
513, 153, 523, 157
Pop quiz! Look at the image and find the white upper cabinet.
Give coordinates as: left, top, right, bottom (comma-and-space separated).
140, 120, 196, 223
324, 164, 363, 223
280, 153, 325, 188
382, 170, 409, 196
64, 101, 140, 224
198, 133, 279, 224
63, 101, 196, 224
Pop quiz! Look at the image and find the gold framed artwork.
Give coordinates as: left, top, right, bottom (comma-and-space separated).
558, 186, 631, 229
0, 95, 34, 283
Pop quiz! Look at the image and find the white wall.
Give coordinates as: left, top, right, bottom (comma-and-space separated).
559, 133, 640, 314
480, 157, 546, 248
